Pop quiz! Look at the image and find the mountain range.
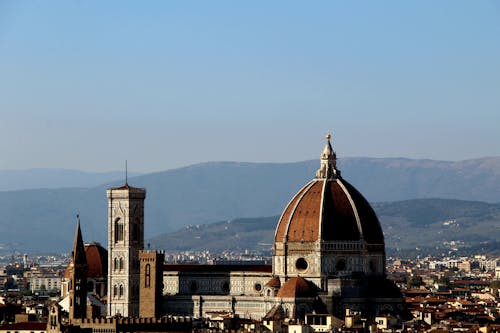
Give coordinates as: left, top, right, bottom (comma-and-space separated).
0, 156, 499, 253
148, 199, 500, 256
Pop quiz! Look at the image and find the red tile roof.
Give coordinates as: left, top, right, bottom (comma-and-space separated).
85, 243, 108, 278
277, 276, 316, 298
265, 276, 281, 288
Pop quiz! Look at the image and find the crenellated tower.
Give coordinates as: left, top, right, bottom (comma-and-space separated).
107, 183, 146, 317
139, 250, 165, 318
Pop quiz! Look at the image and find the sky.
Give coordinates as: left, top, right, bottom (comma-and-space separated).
0, 1, 499, 172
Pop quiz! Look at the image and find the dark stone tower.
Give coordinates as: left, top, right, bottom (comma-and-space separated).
139, 250, 164, 318
68, 216, 88, 321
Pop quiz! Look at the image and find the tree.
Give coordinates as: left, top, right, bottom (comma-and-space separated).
436, 276, 450, 287
406, 275, 424, 289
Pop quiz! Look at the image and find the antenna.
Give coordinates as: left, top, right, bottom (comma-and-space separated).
125, 160, 128, 185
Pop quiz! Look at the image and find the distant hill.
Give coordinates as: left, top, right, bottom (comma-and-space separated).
149, 199, 500, 255
375, 199, 500, 254
148, 216, 278, 253
0, 157, 499, 253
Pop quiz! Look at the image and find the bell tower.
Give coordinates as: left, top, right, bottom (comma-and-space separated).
68, 216, 88, 322
107, 183, 145, 317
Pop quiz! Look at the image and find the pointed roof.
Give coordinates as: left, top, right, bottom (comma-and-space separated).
277, 276, 317, 298
321, 132, 334, 158
265, 276, 281, 288
71, 216, 87, 266
263, 304, 286, 320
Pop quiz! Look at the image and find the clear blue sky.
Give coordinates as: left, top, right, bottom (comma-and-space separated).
1, 1, 499, 172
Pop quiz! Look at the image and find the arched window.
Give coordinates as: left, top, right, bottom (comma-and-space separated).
119, 258, 124, 271
119, 285, 124, 298
145, 264, 151, 288
114, 218, 124, 242
113, 285, 118, 298
114, 257, 118, 271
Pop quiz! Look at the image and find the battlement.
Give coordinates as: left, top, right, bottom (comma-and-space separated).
139, 250, 165, 261
79, 315, 192, 325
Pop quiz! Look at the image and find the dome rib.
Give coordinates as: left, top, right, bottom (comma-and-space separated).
341, 181, 384, 244
337, 179, 364, 239
318, 178, 327, 242
321, 180, 360, 241
274, 180, 317, 243
284, 181, 323, 243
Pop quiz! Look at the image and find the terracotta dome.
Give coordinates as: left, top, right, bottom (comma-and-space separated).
274, 134, 384, 246
64, 243, 107, 279
85, 243, 108, 278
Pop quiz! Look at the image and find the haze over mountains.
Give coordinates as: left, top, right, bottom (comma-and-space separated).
1, 156, 499, 253
0, 169, 142, 191
148, 199, 500, 256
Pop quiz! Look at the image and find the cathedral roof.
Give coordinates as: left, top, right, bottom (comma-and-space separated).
64, 243, 107, 279
276, 276, 317, 298
84, 243, 108, 278
265, 276, 281, 288
274, 134, 384, 245
263, 304, 286, 320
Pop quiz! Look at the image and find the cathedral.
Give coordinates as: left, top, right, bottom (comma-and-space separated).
60, 133, 408, 328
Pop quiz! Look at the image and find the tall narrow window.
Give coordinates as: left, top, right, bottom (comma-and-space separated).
119, 258, 124, 271
114, 218, 123, 242
132, 222, 139, 242
145, 264, 151, 288
119, 285, 124, 298
113, 285, 118, 297
114, 257, 118, 271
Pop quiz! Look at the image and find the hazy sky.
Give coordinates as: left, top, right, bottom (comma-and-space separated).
1, 1, 499, 172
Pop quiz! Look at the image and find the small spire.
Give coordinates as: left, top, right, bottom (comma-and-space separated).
316, 131, 340, 179
71, 215, 87, 266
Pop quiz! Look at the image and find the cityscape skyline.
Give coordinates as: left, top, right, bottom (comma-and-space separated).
1, 1, 499, 173
0, 3, 499, 331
